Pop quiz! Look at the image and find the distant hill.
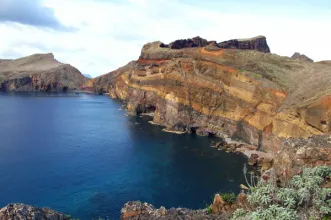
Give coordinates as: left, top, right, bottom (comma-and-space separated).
0, 53, 87, 92
83, 74, 93, 79
291, 52, 314, 62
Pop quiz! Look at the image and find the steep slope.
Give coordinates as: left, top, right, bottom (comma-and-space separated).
0, 53, 87, 92
92, 36, 331, 152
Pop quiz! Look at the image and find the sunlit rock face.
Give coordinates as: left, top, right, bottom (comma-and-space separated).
91, 36, 331, 153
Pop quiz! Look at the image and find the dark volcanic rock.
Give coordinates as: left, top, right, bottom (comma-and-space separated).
158, 35, 270, 53
161, 36, 209, 49
291, 52, 314, 62
0, 203, 69, 220
218, 35, 270, 53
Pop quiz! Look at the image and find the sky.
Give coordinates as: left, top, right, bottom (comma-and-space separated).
0, 0, 330, 77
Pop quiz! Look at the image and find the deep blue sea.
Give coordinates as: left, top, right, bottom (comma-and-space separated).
0, 93, 248, 219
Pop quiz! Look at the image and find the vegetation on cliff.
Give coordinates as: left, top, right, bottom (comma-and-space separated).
232, 166, 331, 220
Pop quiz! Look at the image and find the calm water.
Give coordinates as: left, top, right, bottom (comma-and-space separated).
0, 93, 247, 219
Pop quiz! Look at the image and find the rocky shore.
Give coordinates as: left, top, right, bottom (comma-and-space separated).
0, 192, 248, 220
0, 204, 69, 220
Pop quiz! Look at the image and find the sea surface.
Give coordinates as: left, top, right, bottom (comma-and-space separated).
0, 93, 248, 219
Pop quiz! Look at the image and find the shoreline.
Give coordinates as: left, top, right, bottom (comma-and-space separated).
162, 128, 187, 134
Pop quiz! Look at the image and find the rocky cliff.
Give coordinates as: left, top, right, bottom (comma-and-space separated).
0, 53, 87, 92
91, 36, 331, 171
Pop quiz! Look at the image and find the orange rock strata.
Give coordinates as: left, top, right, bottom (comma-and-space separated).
91, 37, 331, 153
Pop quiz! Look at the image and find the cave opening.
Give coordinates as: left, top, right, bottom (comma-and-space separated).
190, 127, 198, 134
136, 104, 156, 116
45, 84, 52, 92
146, 105, 156, 113
62, 86, 68, 92
208, 132, 216, 137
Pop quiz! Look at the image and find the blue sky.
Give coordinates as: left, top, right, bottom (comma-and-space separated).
0, 0, 330, 77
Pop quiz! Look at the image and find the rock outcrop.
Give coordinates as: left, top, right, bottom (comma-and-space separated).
159, 36, 270, 53
121, 193, 250, 219
0, 53, 87, 92
0, 204, 69, 220
272, 135, 331, 177
218, 35, 270, 53
160, 36, 209, 49
291, 52, 314, 62
121, 201, 228, 220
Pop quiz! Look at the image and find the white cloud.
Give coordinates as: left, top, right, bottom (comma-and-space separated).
0, 0, 330, 77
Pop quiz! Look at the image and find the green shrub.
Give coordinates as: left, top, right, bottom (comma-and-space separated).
206, 205, 212, 214
221, 192, 236, 204
232, 166, 331, 220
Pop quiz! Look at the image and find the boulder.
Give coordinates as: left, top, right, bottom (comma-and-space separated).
215, 142, 222, 148
211, 194, 225, 214
121, 201, 155, 219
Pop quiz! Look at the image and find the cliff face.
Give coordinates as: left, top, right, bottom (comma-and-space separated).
92, 36, 331, 153
0, 53, 87, 92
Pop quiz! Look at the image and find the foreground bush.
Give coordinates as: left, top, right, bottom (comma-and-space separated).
232, 166, 331, 220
